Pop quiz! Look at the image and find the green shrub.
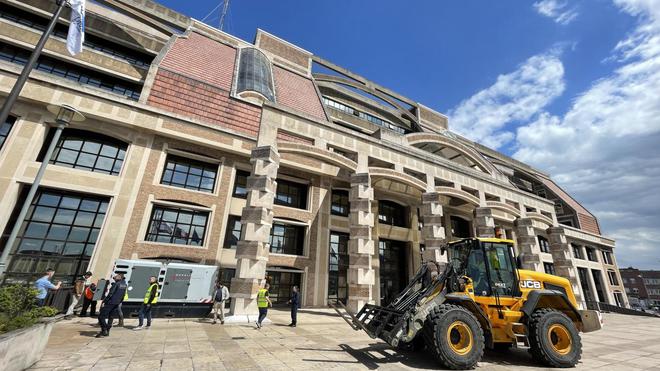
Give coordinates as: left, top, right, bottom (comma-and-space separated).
0, 284, 59, 334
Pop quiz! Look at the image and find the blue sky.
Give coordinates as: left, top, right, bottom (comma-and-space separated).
158, 0, 660, 269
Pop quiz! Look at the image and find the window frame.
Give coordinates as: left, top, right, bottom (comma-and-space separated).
571, 243, 583, 259
585, 247, 598, 262
144, 204, 209, 247
537, 236, 550, 253
268, 221, 306, 256
274, 178, 309, 210
330, 189, 350, 217
377, 200, 408, 228
232, 169, 250, 199
223, 215, 242, 249
160, 154, 218, 193
328, 231, 349, 304
45, 128, 128, 176
543, 262, 556, 275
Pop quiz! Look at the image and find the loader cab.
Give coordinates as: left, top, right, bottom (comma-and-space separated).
449, 238, 520, 298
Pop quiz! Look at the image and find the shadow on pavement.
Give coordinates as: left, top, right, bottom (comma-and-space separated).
299, 343, 544, 370
78, 331, 99, 337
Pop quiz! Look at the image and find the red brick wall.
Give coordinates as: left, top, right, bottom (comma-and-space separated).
274, 66, 326, 120
276, 129, 314, 145
160, 32, 236, 91
148, 69, 261, 137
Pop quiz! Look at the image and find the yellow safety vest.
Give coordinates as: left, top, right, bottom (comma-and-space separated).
257, 288, 269, 308
144, 283, 159, 304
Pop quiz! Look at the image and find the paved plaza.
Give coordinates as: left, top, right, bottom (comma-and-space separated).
29, 309, 660, 371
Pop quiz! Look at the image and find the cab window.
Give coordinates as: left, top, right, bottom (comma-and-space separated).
484, 243, 516, 296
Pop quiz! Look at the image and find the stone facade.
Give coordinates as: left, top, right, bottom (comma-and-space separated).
0, 0, 628, 315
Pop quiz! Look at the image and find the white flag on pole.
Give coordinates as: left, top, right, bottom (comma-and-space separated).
66, 0, 86, 55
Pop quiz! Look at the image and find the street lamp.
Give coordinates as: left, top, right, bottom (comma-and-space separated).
0, 104, 85, 280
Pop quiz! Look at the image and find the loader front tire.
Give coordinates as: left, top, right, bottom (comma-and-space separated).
423, 304, 485, 370
528, 308, 582, 368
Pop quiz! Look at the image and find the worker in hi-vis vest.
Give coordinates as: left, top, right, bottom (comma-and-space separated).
255, 282, 272, 329
134, 276, 159, 330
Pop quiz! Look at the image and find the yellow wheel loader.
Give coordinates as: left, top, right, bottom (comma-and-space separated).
331, 238, 602, 370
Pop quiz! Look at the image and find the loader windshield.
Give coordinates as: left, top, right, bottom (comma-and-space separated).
483, 242, 517, 297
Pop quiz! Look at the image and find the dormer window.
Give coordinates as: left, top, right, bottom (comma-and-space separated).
236, 48, 275, 102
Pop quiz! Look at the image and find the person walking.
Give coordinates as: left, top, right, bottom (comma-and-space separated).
134, 276, 159, 330
65, 274, 85, 318
211, 281, 229, 325
255, 282, 272, 329
287, 285, 300, 327
34, 268, 61, 307
96, 274, 128, 338
80, 281, 97, 317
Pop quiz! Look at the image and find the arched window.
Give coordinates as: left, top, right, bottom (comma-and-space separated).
236, 48, 275, 102
45, 129, 128, 175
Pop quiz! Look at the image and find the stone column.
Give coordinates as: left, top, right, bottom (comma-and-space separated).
230, 146, 279, 316
420, 192, 447, 265
546, 227, 583, 307
347, 173, 375, 313
473, 207, 495, 238
514, 218, 542, 271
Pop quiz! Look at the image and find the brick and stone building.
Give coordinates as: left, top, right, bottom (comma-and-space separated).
0, 0, 628, 315
620, 268, 660, 310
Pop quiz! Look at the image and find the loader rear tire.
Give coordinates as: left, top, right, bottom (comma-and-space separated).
423, 304, 485, 370
528, 308, 582, 368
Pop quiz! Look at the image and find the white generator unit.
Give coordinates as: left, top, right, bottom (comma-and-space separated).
113, 259, 220, 317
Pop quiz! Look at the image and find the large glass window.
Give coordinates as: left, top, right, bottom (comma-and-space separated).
602, 250, 614, 265
269, 222, 305, 255
0, 42, 142, 100
275, 179, 308, 209
328, 232, 349, 304
160, 155, 217, 192
236, 48, 275, 101
145, 205, 208, 246
2, 189, 109, 285
379, 239, 407, 305
378, 200, 407, 227
330, 190, 350, 217
223, 215, 242, 249
538, 236, 550, 253
232, 169, 250, 198
0, 115, 16, 151
265, 270, 301, 306
47, 129, 127, 175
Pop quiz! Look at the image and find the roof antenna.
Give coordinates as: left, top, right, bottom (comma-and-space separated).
219, 0, 230, 31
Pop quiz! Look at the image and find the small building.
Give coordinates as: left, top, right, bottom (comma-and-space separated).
620, 268, 660, 310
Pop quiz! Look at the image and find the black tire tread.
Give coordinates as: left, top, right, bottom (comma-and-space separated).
528, 308, 582, 368
422, 303, 485, 370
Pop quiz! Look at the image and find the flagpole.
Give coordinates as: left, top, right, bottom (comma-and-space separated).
0, 0, 67, 128
0, 0, 69, 280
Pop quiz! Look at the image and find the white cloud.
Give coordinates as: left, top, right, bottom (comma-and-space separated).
448, 52, 565, 149
514, 0, 660, 269
448, 0, 660, 269
533, 0, 579, 25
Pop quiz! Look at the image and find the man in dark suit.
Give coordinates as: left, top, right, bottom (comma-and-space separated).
96, 273, 128, 338
288, 285, 300, 327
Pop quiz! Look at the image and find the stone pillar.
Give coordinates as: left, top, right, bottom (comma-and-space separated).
546, 227, 583, 307
230, 146, 279, 316
420, 192, 447, 265
473, 207, 495, 238
347, 173, 375, 313
514, 218, 542, 271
